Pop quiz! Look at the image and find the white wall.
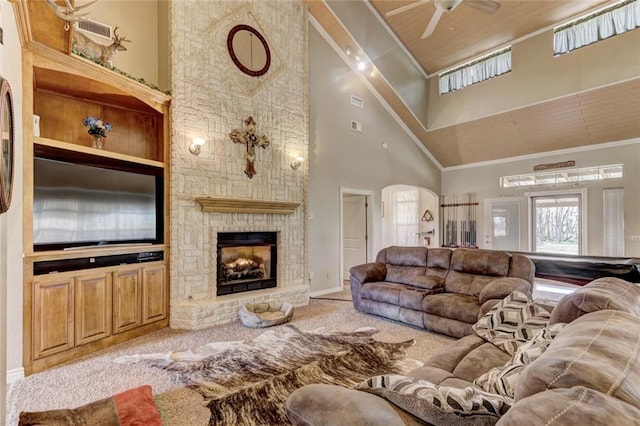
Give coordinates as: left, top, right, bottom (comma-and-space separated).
426, 25, 640, 129
1, 0, 24, 416
308, 25, 440, 294
78, 0, 163, 90
442, 141, 640, 257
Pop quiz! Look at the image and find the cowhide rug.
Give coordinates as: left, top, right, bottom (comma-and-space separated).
116, 325, 418, 425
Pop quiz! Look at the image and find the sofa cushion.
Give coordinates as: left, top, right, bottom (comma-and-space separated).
473, 291, 550, 356
423, 293, 481, 324
427, 248, 452, 270
423, 334, 506, 375
361, 282, 407, 305
386, 246, 428, 266
424, 315, 475, 339
514, 309, 640, 409
549, 276, 640, 324
474, 323, 565, 398
444, 271, 500, 297
386, 265, 428, 287
358, 374, 511, 426
450, 249, 510, 277
497, 387, 640, 426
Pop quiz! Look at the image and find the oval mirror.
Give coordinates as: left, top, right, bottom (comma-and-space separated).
227, 25, 271, 77
0, 77, 14, 213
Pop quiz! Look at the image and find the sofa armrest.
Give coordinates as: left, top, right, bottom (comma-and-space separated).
286, 384, 421, 426
479, 277, 532, 305
350, 262, 387, 284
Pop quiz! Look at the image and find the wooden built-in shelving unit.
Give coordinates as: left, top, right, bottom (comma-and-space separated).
14, 0, 171, 374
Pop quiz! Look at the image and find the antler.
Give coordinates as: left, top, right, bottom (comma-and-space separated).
112, 26, 132, 43
45, 0, 97, 22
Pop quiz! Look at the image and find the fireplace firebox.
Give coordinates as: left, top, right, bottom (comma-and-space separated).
216, 232, 277, 296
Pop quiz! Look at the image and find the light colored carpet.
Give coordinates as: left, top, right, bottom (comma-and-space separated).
6, 289, 454, 426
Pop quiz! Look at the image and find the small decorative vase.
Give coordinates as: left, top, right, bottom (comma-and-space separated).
92, 136, 104, 150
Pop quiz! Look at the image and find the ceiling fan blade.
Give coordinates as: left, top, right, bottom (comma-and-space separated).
386, 0, 431, 17
421, 8, 444, 39
464, 0, 501, 14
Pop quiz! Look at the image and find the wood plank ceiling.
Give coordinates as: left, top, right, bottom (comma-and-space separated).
307, 0, 640, 168
369, 0, 610, 74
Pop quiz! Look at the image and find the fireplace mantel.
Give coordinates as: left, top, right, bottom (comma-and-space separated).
196, 197, 300, 214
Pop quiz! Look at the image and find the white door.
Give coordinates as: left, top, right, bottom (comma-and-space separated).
343, 195, 368, 280
484, 198, 522, 251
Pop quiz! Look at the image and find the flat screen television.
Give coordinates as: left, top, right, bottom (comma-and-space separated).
33, 157, 164, 251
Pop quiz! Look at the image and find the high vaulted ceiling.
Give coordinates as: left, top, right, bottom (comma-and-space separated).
306, 0, 640, 168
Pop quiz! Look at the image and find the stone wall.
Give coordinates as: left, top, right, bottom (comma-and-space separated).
169, 0, 308, 329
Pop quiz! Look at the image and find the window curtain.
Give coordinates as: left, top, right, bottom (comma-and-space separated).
391, 188, 419, 246
554, 0, 640, 55
603, 187, 625, 256
439, 49, 511, 95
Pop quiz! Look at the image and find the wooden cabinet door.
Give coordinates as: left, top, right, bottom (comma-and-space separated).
113, 266, 142, 334
33, 276, 75, 359
142, 264, 167, 325
75, 271, 112, 346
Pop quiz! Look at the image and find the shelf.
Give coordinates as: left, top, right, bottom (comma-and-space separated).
35, 137, 165, 172
30, 42, 170, 114
25, 244, 167, 263
196, 197, 301, 214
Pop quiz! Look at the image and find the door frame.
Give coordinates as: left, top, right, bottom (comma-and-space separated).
526, 188, 588, 255
340, 187, 374, 291
483, 196, 524, 251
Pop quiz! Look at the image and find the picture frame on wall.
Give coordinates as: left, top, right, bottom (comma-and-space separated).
0, 77, 15, 213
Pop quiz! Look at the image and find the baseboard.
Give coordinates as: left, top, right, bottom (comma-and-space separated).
7, 367, 25, 384
309, 285, 343, 298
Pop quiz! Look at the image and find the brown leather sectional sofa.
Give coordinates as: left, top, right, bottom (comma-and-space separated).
350, 246, 535, 338
286, 277, 640, 425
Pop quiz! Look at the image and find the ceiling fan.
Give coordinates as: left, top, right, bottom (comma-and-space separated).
385, 0, 501, 39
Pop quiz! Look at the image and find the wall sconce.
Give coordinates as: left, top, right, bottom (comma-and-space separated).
290, 156, 304, 170
189, 137, 206, 155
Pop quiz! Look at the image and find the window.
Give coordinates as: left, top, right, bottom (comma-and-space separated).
501, 164, 623, 188
554, 0, 640, 55
529, 190, 587, 255
392, 188, 419, 245
439, 47, 511, 95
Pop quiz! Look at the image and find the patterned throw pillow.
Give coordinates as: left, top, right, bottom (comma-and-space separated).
474, 323, 566, 398
358, 374, 511, 426
19, 385, 162, 426
473, 291, 551, 355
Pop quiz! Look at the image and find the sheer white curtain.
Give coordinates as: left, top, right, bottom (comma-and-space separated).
603, 187, 625, 256
439, 48, 511, 95
554, 0, 640, 55
391, 188, 419, 246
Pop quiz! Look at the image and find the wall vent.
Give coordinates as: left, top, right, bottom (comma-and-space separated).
75, 19, 113, 41
350, 120, 362, 133
350, 95, 364, 108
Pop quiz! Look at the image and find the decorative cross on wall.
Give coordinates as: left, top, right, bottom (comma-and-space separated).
229, 116, 270, 179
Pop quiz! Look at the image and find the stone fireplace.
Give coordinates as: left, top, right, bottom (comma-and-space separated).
169, 2, 309, 330
217, 232, 277, 296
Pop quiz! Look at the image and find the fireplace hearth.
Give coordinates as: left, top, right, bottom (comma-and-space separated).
217, 232, 277, 296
